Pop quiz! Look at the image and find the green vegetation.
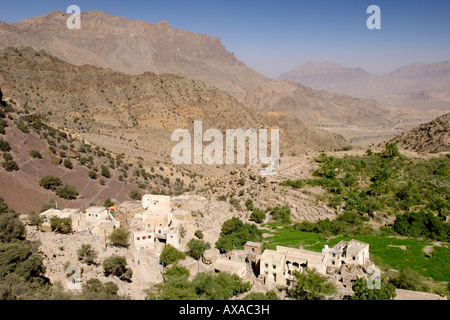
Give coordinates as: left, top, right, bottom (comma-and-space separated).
129, 189, 142, 201
0, 139, 10, 152
2, 160, 19, 172
77, 244, 97, 266
39, 175, 61, 191
55, 184, 79, 200
103, 199, 114, 208
81, 278, 125, 300
88, 171, 97, 179
49, 217, 72, 234
290, 268, 337, 300
215, 218, 262, 253
268, 206, 291, 224
63, 158, 73, 169
194, 230, 204, 239
147, 265, 251, 300
264, 229, 450, 281
102, 255, 132, 281
108, 228, 130, 248
243, 290, 280, 300
160, 245, 186, 267
29, 150, 42, 159
345, 278, 396, 300
186, 239, 210, 267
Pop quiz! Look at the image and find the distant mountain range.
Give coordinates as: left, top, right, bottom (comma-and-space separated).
0, 11, 268, 101
279, 61, 450, 110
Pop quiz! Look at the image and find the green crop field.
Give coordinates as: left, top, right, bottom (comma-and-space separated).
263, 226, 450, 281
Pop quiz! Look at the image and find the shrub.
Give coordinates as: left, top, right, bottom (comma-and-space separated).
63, 158, 73, 169
194, 230, 204, 239
129, 190, 142, 201
0, 139, 11, 152
160, 245, 186, 267
49, 216, 72, 234
109, 228, 130, 247
103, 255, 132, 281
77, 244, 97, 266
101, 165, 111, 178
39, 175, 62, 191
29, 150, 42, 159
55, 185, 79, 200
2, 160, 19, 172
88, 171, 97, 179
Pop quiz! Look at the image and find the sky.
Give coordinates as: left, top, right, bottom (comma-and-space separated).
1, 0, 449, 78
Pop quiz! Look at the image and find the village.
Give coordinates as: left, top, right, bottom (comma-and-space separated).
32, 194, 376, 299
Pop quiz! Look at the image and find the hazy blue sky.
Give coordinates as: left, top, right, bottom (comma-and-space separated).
1, 0, 449, 77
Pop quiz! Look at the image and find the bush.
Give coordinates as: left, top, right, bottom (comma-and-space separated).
103, 255, 132, 281
129, 190, 142, 201
101, 165, 111, 178
291, 268, 337, 300
39, 175, 61, 191
103, 199, 114, 208
215, 218, 262, 253
49, 217, 72, 234
88, 171, 97, 179
29, 150, 42, 159
269, 206, 291, 223
77, 244, 98, 266
250, 208, 266, 224
2, 160, 19, 172
109, 228, 130, 247
160, 245, 186, 267
55, 185, 79, 200
186, 239, 210, 261
63, 158, 73, 169
0, 140, 8, 153
194, 230, 204, 239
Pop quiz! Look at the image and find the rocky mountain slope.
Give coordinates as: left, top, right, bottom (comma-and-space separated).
0, 11, 268, 101
391, 112, 450, 153
280, 61, 450, 110
245, 80, 391, 126
0, 47, 349, 176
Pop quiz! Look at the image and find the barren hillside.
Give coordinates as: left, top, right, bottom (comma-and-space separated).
0, 11, 268, 101
0, 47, 349, 176
391, 112, 450, 153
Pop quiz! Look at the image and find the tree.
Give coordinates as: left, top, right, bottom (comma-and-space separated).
269, 206, 291, 223
63, 158, 73, 169
129, 190, 142, 201
187, 239, 210, 271
88, 171, 97, 180
27, 211, 43, 229
77, 244, 97, 266
108, 228, 130, 248
103, 199, 115, 208
0, 212, 25, 242
290, 268, 337, 300
81, 278, 122, 300
160, 245, 186, 267
2, 160, 19, 172
347, 278, 396, 300
49, 217, 72, 234
388, 268, 430, 293
101, 165, 111, 178
41, 199, 56, 213
0, 242, 46, 282
250, 208, 266, 224
29, 150, 42, 159
215, 218, 262, 253
381, 143, 400, 159
103, 255, 132, 281
0, 139, 10, 152
55, 185, 79, 200
39, 175, 62, 191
